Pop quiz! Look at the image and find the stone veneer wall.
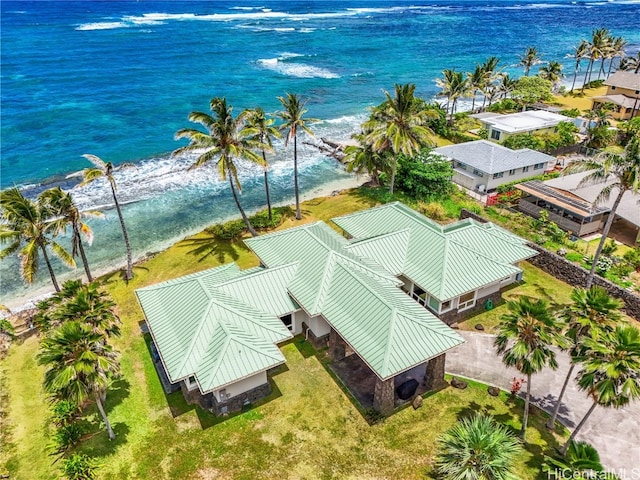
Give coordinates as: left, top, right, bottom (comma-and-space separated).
301, 321, 329, 350
460, 209, 640, 320
423, 354, 447, 392
210, 382, 272, 416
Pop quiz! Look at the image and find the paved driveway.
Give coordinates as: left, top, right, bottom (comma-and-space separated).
446, 331, 640, 477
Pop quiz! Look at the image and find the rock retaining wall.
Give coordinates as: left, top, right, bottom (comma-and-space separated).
460, 209, 640, 320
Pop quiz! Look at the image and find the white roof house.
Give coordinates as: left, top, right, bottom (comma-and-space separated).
434, 140, 555, 192
480, 110, 570, 134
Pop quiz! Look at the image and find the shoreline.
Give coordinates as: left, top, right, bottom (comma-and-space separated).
2, 174, 368, 316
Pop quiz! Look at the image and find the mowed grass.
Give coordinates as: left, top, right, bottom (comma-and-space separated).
2, 190, 567, 479
553, 86, 607, 112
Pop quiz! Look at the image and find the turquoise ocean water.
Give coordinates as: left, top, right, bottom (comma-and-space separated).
1, 0, 639, 305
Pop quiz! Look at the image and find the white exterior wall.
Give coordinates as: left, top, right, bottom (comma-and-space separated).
308, 315, 331, 337
290, 310, 304, 335
476, 281, 501, 299
213, 371, 267, 401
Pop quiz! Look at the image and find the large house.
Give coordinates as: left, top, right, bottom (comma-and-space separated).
516, 172, 640, 244
136, 203, 536, 417
591, 71, 640, 120
473, 110, 571, 143
433, 140, 556, 192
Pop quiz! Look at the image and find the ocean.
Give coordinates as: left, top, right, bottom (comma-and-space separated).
1, 0, 639, 306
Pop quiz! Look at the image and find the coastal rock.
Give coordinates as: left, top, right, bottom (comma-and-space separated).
450, 377, 467, 390
474, 323, 485, 331
412, 395, 423, 410
487, 386, 500, 397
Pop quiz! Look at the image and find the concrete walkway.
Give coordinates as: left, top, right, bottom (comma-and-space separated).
446, 331, 640, 477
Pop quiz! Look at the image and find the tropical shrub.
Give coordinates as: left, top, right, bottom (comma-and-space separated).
206, 219, 247, 241
487, 98, 518, 113
50, 400, 79, 427
49, 423, 84, 454
502, 133, 546, 151
510, 76, 554, 109
559, 108, 581, 118
477, 127, 488, 139
61, 454, 99, 480
418, 202, 446, 221
0, 319, 14, 337
249, 210, 283, 230
623, 247, 640, 271
601, 238, 618, 256
396, 150, 454, 200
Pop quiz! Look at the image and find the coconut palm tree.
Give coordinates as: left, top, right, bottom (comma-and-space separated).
277, 93, 318, 221
467, 65, 485, 113
560, 324, 640, 455
538, 61, 564, 92
495, 297, 564, 439
364, 83, 436, 194
546, 287, 620, 430
436, 70, 469, 120
174, 97, 266, 237
519, 46, 542, 76
37, 321, 121, 440
38, 187, 101, 283
80, 155, 134, 280
584, 29, 611, 87
619, 51, 640, 74
245, 107, 281, 221
343, 131, 389, 187
497, 73, 517, 100
606, 36, 627, 77
435, 414, 523, 480
0, 187, 75, 291
480, 56, 501, 108
569, 40, 590, 93
564, 136, 640, 288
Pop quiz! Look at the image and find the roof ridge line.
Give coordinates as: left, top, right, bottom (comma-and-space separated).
226, 331, 283, 361
395, 308, 466, 341
334, 261, 393, 314
311, 252, 337, 314
177, 298, 218, 378
345, 228, 411, 246
214, 262, 299, 287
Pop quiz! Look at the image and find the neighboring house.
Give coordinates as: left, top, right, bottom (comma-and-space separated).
591, 71, 640, 120
433, 140, 555, 192
137, 203, 536, 417
474, 110, 571, 143
516, 172, 640, 244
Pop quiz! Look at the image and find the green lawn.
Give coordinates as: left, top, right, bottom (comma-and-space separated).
1, 191, 569, 479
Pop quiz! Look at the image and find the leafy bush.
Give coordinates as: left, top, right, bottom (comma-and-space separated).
487, 98, 518, 113
248, 209, 287, 230
585, 79, 604, 89
565, 252, 583, 263
502, 133, 546, 151
206, 219, 247, 241
623, 247, 640, 271
61, 454, 99, 480
559, 108, 580, 118
0, 319, 15, 337
418, 202, 446, 221
49, 423, 84, 454
601, 238, 618, 256
396, 150, 454, 200
51, 400, 79, 427
477, 127, 488, 139
610, 262, 634, 278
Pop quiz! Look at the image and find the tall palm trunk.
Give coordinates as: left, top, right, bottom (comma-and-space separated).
94, 390, 115, 440
73, 224, 93, 282
585, 188, 626, 288
228, 170, 257, 237
546, 363, 575, 429
560, 400, 598, 455
262, 150, 272, 221
389, 153, 398, 195
109, 182, 133, 281
571, 65, 579, 92
582, 59, 595, 93
293, 135, 301, 220
520, 372, 532, 438
40, 243, 60, 292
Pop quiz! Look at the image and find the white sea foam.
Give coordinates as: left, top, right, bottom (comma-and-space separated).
75, 22, 130, 31
256, 57, 340, 79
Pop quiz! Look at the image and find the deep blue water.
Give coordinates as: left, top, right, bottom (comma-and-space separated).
1, 0, 639, 305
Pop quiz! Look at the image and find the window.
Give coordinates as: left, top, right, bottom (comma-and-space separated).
533, 163, 545, 170
508, 169, 516, 176
186, 375, 198, 391
280, 314, 293, 331
522, 166, 530, 173
472, 168, 484, 177
492, 172, 504, 179
457, 162, 467, 171
458, 291, 476, 310
412, 286, 427, 306
490, 129, 501, 140
428, 296, 439, 311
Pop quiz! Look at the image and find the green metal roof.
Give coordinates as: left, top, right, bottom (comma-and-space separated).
245, 221, 464, 379
333, 202, 537, 301
136, 264, 292, 393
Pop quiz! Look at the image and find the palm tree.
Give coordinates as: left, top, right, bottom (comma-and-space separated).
584, 29, 610, 87
36, 279, 121, 338
480, 56, 501, 108
245, 107, 281, 221
436, 69, 469, 120
343, 131, 389, 187
80, 154, 134, 280
606, 36, 627, 77
538, 61, 564, 92
619, 51, 640, 74
435, 414, 523, 480
564, 136, 640, 288
277, 93, 318, 221
519, 46, 542, 76
544, 441, 607, 478
569, 40, 590, 93
39, 187, 101, 283
546, 287, 621, 429
0, 187, 75, 291
497, 73, 517, 100
174, 97, 266, 236
467, 65, 485, 113
364, 83, 436, 194
561, 324, 640, 455
37, 321, 121, 440
495, 297, 564, 439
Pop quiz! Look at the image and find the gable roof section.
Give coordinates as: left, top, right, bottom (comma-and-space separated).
333, 202, 536, 300
604, 71, 640, 91
136, 264, 292, 393
433, 140, 555, 174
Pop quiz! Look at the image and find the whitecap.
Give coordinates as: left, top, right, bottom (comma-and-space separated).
256, 58, 340, 79
75, 22, 130, 31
